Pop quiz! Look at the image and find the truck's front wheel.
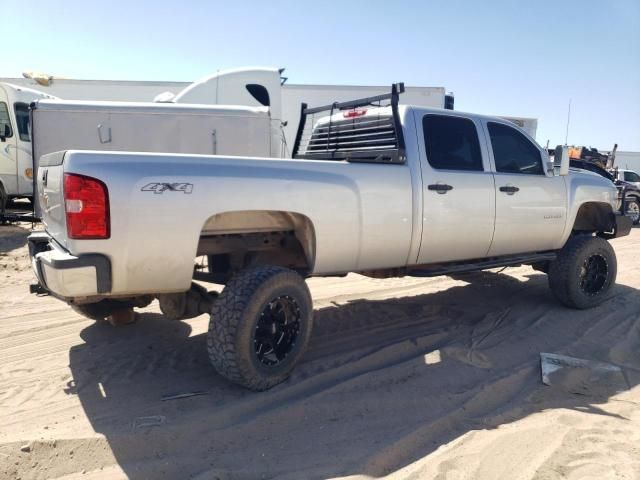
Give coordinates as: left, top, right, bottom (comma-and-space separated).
548, 235, 617, 309
207, 266, 313, 391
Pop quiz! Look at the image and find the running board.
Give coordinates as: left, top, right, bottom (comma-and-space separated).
407, 252, 557, 278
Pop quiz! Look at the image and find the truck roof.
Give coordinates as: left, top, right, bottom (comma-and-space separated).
0, 82, 58, 101
315, 104, 535, 137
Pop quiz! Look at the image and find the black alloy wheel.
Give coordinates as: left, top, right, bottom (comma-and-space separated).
254, 295, 302, 366
579, 254, 608, 296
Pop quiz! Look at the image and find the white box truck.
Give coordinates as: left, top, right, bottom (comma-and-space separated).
2, 69, 288, 213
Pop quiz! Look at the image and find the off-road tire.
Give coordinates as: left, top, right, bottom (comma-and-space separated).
207, 266, 313, 391
548, 235, 617, 309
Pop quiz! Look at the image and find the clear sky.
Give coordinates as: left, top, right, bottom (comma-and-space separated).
3, 0, 639, 150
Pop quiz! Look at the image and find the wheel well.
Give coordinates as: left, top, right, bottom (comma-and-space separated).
572, 202, 615, 232
196, 210, 316, 282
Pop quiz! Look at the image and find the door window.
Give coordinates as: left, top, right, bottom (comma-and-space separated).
488, 122, 543, 174
14, 103, 30, 141
0, 102, 13, 138
422, 115, 483, 171
624, 171, 640, 183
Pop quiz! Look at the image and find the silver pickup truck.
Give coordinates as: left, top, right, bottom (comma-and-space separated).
28, 85, 631, 390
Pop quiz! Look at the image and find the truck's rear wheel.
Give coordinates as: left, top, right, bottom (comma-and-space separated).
625, 198, 640, 225
207, 266, 313, 391
548, 235, 617, 309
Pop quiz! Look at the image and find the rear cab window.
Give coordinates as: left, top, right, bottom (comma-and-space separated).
422, 114, 483, 171
487, 122, 543, 175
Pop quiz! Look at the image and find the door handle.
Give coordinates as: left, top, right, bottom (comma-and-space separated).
499, 185, 519, 195
428, 183, 453, 194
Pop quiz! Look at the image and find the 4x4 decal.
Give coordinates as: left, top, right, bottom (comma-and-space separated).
141, 182, 193, 194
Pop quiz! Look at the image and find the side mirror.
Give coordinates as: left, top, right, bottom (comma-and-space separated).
542, 150, 554, 174
555, 145, 570, 176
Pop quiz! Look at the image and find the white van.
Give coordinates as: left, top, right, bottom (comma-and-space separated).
0, 83, 56, 204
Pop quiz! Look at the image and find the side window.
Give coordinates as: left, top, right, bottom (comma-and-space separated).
488, 122, 543, 175
624, 171, 640, 183
14, 103, 30, 142
422, 115, 483, 171
246, 84, 270, 107
0, 102, 13, 138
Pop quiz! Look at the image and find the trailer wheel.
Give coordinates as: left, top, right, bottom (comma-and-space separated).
207, 266, 313, 391
548, 235, 617, 309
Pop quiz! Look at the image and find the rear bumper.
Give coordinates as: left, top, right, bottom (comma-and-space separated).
28, 232, 112, 299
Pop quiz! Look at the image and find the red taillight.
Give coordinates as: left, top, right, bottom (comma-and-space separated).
343, 109, 367, 118
64, 173, 110, 239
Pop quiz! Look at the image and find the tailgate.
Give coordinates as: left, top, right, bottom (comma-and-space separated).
37, 151, 67, 244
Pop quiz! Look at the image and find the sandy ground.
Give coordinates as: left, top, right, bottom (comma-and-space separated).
0, 224, 639, 480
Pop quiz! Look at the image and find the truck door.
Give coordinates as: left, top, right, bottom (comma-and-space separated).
483, 121, 567, 256
0, 97, 18, 196
416, 112, 496, 263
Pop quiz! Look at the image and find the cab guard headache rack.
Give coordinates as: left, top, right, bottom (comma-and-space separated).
292, 83, 406, 164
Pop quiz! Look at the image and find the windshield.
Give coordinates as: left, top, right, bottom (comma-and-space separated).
14, 102, 30, 142
624, 171, 640, 183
